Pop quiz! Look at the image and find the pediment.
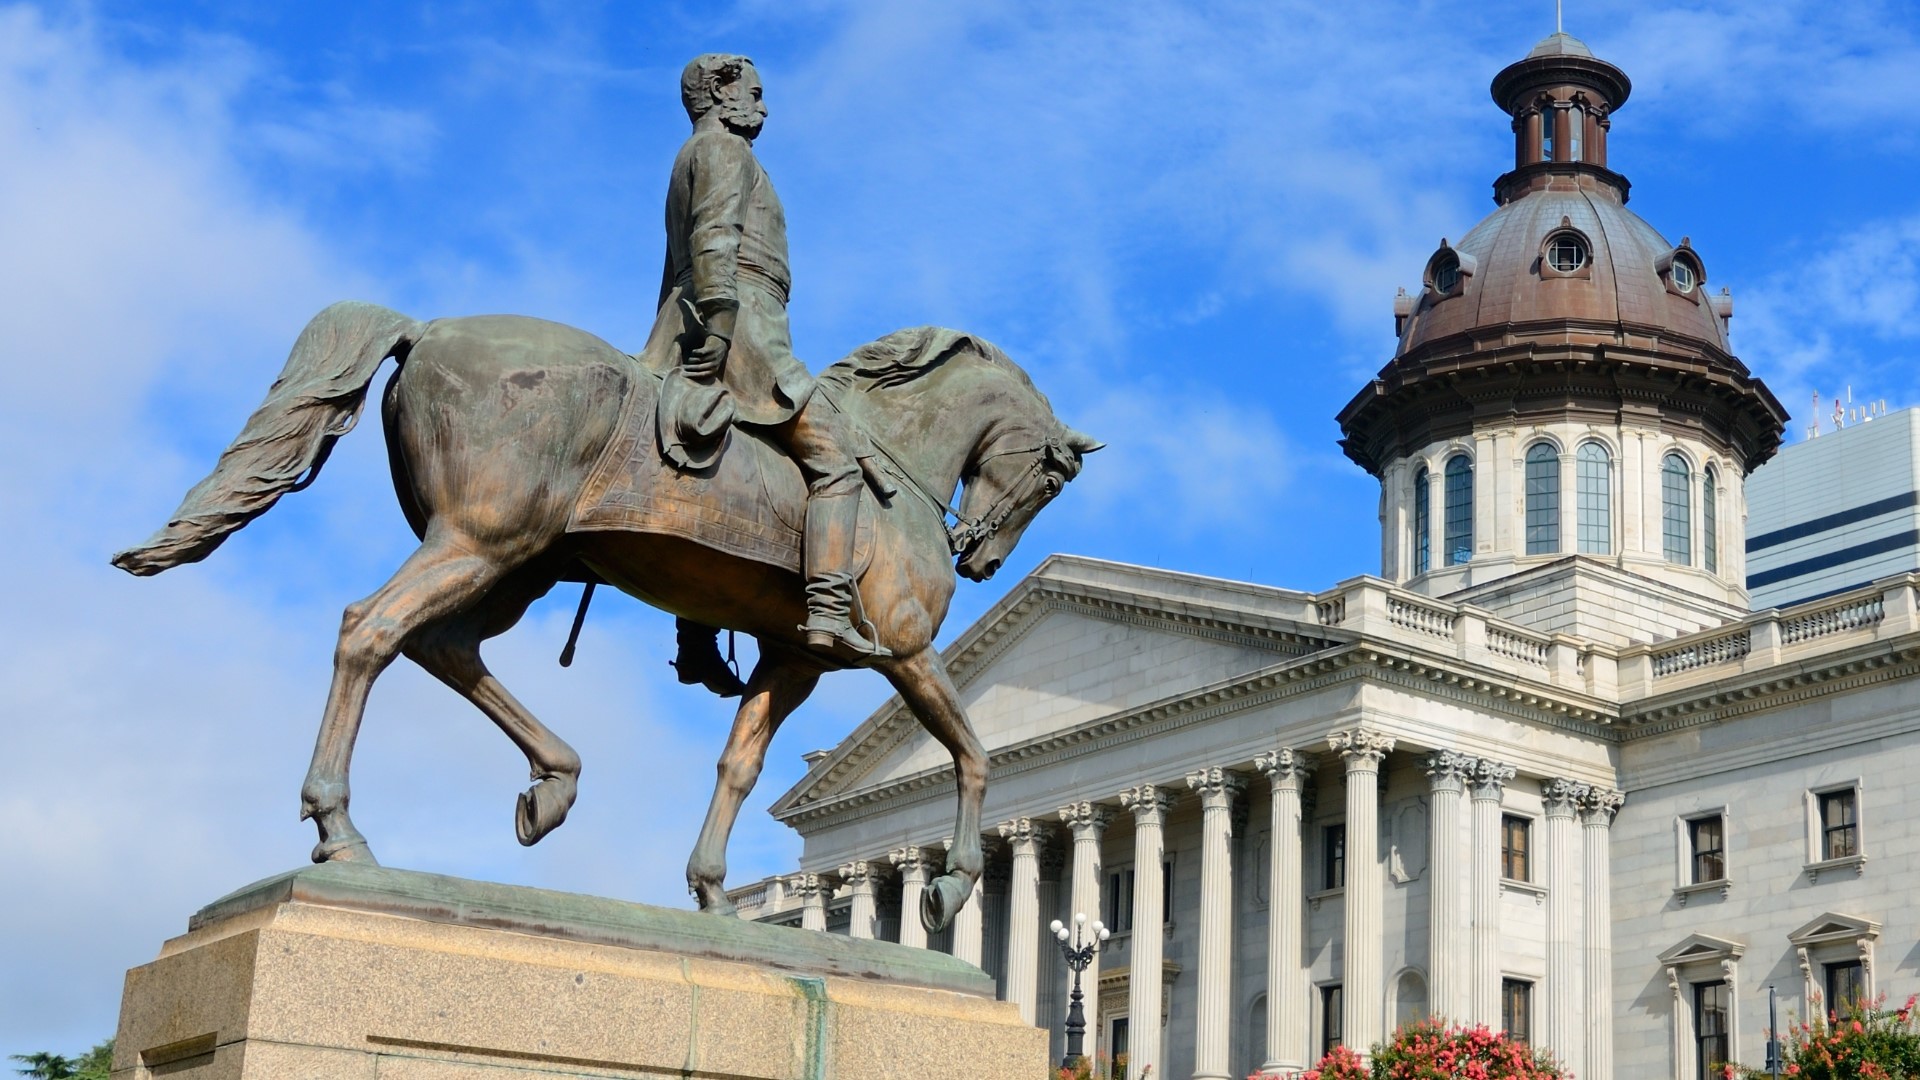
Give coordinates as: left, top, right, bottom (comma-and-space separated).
1658, 932, 1745, 966
1788, 912, 1881, 947
770, 556, 1333, 817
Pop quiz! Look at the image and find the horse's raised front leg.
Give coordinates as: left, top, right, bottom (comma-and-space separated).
300, 532, 511, 864
402, 567, 581, 848
878, 645, 987, 933
687, 652, 819, 915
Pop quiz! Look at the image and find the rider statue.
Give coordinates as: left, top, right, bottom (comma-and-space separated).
661, 53, 892, 693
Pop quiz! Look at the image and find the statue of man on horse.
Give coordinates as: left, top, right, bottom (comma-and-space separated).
654, 53, 897, 691
111, 53, 1100, 934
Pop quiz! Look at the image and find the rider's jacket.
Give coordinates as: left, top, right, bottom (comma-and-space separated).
651, 127, 813, 427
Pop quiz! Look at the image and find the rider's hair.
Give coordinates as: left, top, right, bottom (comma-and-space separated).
680, 54, 755, 122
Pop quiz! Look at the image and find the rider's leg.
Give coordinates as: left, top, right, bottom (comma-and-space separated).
672, 617, 746, 698
783, 396, 890, 661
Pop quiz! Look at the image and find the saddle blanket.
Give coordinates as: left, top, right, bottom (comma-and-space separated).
567, 368, 870, 574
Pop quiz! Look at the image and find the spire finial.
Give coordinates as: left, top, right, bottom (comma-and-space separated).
1556, 0, 1564, 33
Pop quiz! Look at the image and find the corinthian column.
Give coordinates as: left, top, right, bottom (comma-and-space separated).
789, 872, 828, 932
889, 846, 932, 948
944, 835, 986, 966
1542, 779, 1589, 1069
839, 860, 880, 939
1186, 767, 1246, 1080
998, 817, 1049, 1024
1059, 801, 1112, 1065
1255, 748, 1313, 1072
1330, 729, 1394, 1051
1423, 750, 1475, 1024
1119, 783, 1177, 1079
1582, 787, 1623, 1080
1469, 758, 1516, 1027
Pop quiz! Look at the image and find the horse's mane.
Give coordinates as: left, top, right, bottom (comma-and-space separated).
819, 326, 1047, 405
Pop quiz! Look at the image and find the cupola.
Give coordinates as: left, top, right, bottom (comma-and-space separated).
1335, 31, 1788, 643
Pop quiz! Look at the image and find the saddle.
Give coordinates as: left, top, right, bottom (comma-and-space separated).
567, 367, 872, 575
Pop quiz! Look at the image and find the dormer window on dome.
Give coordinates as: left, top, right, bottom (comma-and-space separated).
1541, 224, 1592, 278
1424, 241, 1476, 300
1658, 240, 1706, 301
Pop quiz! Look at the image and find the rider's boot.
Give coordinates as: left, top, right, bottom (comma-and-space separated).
799, 491, 892, 663
671, 619, 746, 698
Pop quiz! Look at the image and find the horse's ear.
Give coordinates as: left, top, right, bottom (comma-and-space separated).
1063, 428, 1106, 455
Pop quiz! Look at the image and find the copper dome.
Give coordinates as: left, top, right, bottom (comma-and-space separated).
1337, 33, 1785, 479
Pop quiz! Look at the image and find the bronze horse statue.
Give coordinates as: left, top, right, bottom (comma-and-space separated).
113, 301, 1098, 932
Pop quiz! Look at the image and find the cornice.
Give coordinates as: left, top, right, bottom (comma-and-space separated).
1618, 639, 1920, 739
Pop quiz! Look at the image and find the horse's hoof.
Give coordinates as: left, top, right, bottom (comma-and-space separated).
516, 775, 576, 846
312, 836, 378, 865
693, 893, 739, 918
920, 873, 972, 934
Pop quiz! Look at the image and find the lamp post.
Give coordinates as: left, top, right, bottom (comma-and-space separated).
1051, 912, 1109, 1073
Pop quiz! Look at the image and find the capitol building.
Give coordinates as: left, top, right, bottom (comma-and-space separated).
729, 32, 1920, 1080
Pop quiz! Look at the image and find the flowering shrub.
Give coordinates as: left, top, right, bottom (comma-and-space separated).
1052, 1051, 1133, 1080
1247, 1019, 1564, 1079
1731, 994, 1920, 1080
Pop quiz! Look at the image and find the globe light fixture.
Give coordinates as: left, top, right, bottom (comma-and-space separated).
1051, 911, 1107, 1071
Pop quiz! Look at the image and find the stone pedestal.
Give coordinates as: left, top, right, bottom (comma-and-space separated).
110, 864, 1045, 1080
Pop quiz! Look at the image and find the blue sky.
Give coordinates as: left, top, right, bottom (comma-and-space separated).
5, 0, 1920, 1060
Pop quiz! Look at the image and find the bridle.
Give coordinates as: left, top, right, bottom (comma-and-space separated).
864, 430, 1071, 559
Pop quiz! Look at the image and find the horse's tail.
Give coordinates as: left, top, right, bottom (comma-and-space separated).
111, 300, 425, 576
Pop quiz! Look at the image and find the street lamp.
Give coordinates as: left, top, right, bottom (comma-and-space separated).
1051, 912, 1109, 1073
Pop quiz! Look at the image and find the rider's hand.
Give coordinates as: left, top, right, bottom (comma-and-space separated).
684, 335, 729, 381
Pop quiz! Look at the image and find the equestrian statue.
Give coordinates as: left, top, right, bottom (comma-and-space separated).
111, 53, 1099, 933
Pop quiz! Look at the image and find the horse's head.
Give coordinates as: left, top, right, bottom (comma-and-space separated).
953, 421, 1102, 581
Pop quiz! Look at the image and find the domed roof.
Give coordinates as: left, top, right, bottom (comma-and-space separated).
1526, 30, 1593, 58
1397, 180, 1730, 357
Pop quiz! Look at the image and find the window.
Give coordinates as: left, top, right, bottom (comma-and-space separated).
1501, 979, 1533, 1042
1321, 984, 1344, 1054
1413, 467, 1432, 574
1672, 257, 1698, 293
1110, 1017, 1130, 1080
1826, 960, 1867, 1014
1703, 467, 1719, 573
1820, 790, 1859, 860
1540, 116, 1553, 161
1323, 824, 1347, 890
1444, 455, 1473, 566
1662, 453, 1692, 564
1546, 233, 1588, 273
1162, 858, 1174, 924
1577, 441, 1612, 554
1695, 982, 1731, 1080
1501, 815, 1532, 881
1525, 442, 1560, 554
1433, 253, 1461, 294
1568, 106, 1584, 161
1106, 867, 1136, 932
1690, 816, 1726, 883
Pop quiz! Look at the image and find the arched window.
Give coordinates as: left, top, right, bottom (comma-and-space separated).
1576, 442, 1612, 554
1662, 453, 1692, 565
1568, 105, 1584, 161
1444, 454, 1473, 566
1413, 466, 1432, 575
1703, 467, 1719, 573
1525, 442, 1560, 555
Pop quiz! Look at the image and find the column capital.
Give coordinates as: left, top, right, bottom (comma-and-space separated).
1119, 783, 1177, 824
1468, 757, 1517, 800
1059, 800, 1114, 836
997, 816, 1053, 856
1185, 766, 1247, 808
1424, 749, 1478, 793
887, 845, 934, 880
786, 871, 827, 900
1578, 786, 1625, 826
837, 859, 884, 889
1542, 777, 1592, 818
1329, 728, 1395, 770
1254, 747, 1315, 791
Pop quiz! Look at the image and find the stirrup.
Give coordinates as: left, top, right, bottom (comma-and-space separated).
800, 620, 892, 664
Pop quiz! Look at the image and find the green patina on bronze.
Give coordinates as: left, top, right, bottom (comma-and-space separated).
193, 863, 994, 998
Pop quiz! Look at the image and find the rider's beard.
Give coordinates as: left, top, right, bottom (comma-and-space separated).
718, 103, 764, 141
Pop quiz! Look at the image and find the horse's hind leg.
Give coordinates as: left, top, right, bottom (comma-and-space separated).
403, 566, 582, 847
299, 531, 514, 864
687, 652, 819, 914
877, 646, 987, 933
